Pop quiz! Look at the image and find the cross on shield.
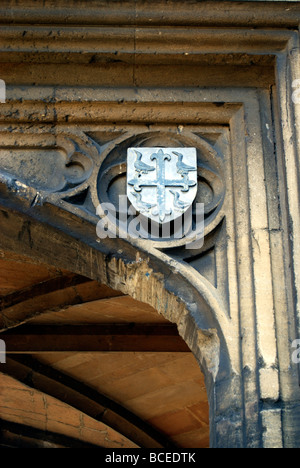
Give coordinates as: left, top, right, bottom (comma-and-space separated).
127, 147, 198, 224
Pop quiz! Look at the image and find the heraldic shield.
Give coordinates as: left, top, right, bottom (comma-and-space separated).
127, 148, 198, 224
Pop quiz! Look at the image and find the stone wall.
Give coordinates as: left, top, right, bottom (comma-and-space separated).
0, 0, 300, 448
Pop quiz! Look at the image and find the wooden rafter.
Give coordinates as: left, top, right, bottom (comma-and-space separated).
1, 323, 190, 353
0, 273, 91, 310
0, 418, 102, 448
0, 278, 124, 332
2, 356, 175, 449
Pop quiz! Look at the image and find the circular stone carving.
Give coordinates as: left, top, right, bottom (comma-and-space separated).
96, 130, 225, 248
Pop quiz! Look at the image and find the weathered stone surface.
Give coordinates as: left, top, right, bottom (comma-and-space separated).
0, 0, 300, 448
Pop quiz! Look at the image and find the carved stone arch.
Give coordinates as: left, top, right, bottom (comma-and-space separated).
0, 197, 239, 447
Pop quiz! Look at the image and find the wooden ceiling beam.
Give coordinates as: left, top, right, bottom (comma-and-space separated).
0, 279, 124, 332
0, 418, 101, 448
0, 273, 91, 310
1, 323, 191, 353
3, 356, 175, 449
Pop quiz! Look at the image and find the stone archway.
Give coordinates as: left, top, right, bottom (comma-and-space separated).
0, 200, 237, 447
0, 249, 211, 448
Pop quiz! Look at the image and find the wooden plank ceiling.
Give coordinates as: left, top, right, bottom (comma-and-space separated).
0, 250, 209, 448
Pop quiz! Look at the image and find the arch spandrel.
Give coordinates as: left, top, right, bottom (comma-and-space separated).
0, 192, 233, 384
0, 121, 236, 385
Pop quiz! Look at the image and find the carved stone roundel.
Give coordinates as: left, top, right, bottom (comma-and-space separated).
95, 130, 225, 247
